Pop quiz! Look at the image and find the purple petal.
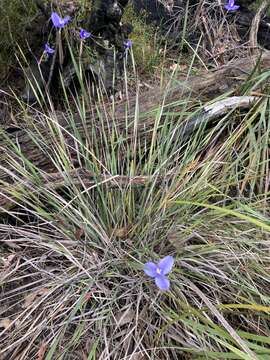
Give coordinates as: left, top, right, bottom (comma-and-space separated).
51, 12, 70, 28
144, 262, 158, 277
80, 28, 92, 39
224, 0, 239, 11
63, 16, 71, 25
45, 43, 55, 54
225, 5, 239, 10
51, 12, 61, 27
158, 256, 174, 275
124, 39, 133, 49
155, 275, 170, 291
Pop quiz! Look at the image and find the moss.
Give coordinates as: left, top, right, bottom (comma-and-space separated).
122, 4, 162, 75
0, 0, 39, 79
252, 0, 270, 15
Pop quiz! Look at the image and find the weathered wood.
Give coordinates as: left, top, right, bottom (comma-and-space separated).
249, 0, 270, 54
0, 168, 171, 212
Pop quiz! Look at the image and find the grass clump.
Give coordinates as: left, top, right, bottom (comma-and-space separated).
1, 2, 270, 359
1, 47, 270, 358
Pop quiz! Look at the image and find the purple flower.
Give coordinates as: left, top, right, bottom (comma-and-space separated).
144, 255, 174, 291
51, 11, 71, 28
80, 28, 92, 40
224, 0, 240, 11
124, 39, 133, 49
44, 43, 55, 55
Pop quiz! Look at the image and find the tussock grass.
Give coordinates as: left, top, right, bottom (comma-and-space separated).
1, 43, 270, 360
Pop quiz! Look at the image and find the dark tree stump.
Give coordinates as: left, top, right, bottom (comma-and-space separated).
21, 0, 131, 103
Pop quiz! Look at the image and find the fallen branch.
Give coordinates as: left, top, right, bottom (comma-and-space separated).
0, 168, 168, 212
180, 96, 259, 137
43, 169, 165, 189
249, 0, 270, 55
